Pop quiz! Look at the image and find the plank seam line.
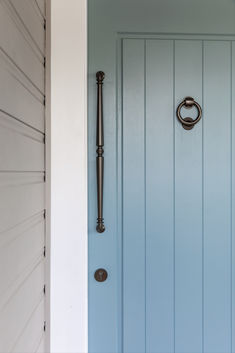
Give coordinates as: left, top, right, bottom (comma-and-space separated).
0, 110, 45, 140
202, 39, 205, 353
230, 40, 233, 353
144, 39, 147, 353
0, 211, 44, 249
33, 330, 45, 353
9, 70, 44, 105
8, 0, 45, 57
0, 117, 44, 142
0, 210, 44, 237
0, 170, 45, 174
0, 46, 44, 98
117, 32, 235, 40
1, 0, 44, 63
34, 0, 46, 21
0, 177, 45, 188
0, 255, 44, 312
9, 296, 45, 353
1, 49, 44, 100
34, 331, 45, 353
173, 39, 176, 353
30, 0, 45, 24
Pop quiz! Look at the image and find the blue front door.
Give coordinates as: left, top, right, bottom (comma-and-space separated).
88, 2, 235, 352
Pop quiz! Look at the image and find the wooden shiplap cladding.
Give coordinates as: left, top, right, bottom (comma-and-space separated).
122, 38, 235, 353
0, 1, 46, 353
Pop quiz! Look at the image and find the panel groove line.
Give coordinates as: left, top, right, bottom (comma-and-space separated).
119, 34, 235, 41
119, 36, 127, 353
202, 39, 205, 353
144, 39, 147, 353
231, 40, 233, 353
173, 39, 176, 353
232, 40, 235, 353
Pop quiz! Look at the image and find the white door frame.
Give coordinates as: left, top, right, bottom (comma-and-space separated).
46, 1, 88, 352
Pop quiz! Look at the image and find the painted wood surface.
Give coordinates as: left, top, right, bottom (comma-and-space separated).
88, 1, 235, 352
121, 38, 235, 353
0, 0, 46, 352
145, 39, 174, 353
122, 39, 146, 353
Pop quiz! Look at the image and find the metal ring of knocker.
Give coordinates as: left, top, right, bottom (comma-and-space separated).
176, 97, 202, 130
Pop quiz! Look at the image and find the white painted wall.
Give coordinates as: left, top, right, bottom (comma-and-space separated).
48, 1, 88, 352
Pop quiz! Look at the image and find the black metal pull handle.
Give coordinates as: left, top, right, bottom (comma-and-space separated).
176, 97, 202, 130
96, 71, 105, 233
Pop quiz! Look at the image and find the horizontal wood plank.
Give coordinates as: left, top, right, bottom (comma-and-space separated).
0, 64, 44, 132
9, 0, 45, 55
0, 0, 46, 351
11, 299, 45, 353
0, 261, 45, 352
36, 335, 45, 353
0, 1, 44, 92
0, 219, 45, 304
35, 0, 45, 19
0, 112, 44, 171
0, 181, 45, 233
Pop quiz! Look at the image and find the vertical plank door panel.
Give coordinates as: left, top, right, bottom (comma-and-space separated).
203, 40, 232, 353
174, 40, 203, 353
123, 39, 146, 353
146, 39, 174, 353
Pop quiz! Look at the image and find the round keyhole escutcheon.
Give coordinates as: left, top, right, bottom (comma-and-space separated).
94, 268, 108, 282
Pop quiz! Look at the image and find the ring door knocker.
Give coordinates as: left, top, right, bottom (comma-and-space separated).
176, 97, 202, 130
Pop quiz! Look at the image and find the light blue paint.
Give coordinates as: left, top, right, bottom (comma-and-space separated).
174, 40, 203, 353
88, 1, 235, 352
146, 39, 174, 353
